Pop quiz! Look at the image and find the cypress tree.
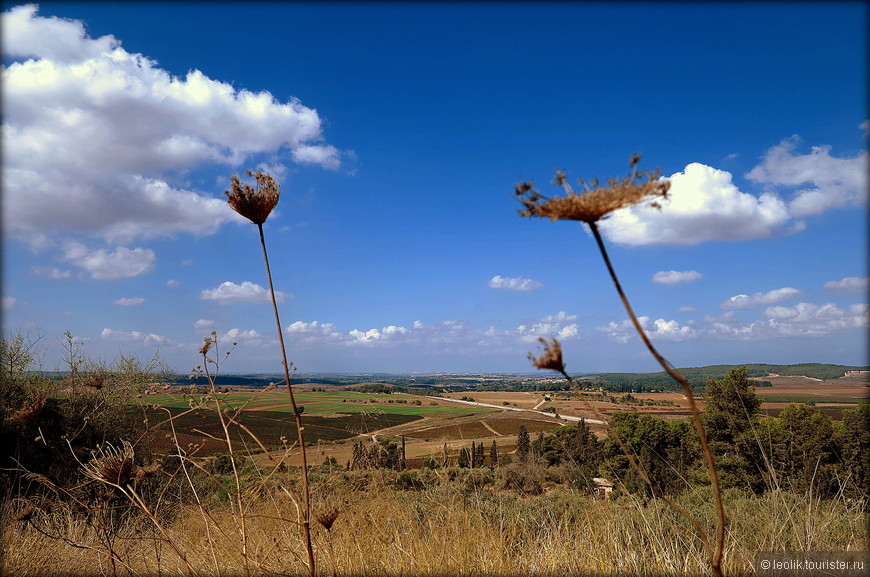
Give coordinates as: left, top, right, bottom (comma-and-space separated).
517, 425, 530, 462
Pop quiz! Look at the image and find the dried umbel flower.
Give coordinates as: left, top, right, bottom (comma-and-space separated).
528, 337, 566, 373
225, 170, 280, 225
134, 462, 161, 484
13, 500, 36, 523
83, 374, 105, 390
198, 336, 214, 356
315, 505, 340, 531
8, 394, 46, 422
516, 155, 670, 223
83, 441, 135, 487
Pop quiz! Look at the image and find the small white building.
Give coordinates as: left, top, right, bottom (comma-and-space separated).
592, 477, 614, 499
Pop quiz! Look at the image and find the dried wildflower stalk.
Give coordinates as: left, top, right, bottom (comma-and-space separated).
225, 170, 316, 576
519, 157, 725, 577
528, 337, 717, 566
84, 442, 195, 575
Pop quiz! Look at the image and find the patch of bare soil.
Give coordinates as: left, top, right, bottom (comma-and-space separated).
751, 375, 868, 398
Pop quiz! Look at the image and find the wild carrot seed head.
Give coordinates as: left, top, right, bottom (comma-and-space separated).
528, 337, 566, 373
516, 156, 670, 223
315, 505, 340, 531
225, 170, 280, 225
83, 441, 135, 486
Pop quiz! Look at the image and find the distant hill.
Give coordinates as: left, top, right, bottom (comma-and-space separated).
153, 363, 867, 393
577, 363, 868, 392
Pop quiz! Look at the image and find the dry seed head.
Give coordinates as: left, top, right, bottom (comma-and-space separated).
315, 505, 341, 531
83, 375, 105, 390
14, 502, 36, 523
517, 156, 670, 223
83, 441, 135, 487
225, 170, 280, 225
8, 394, 46, 422
528, 337, 565, 373
198, 338, 212, 356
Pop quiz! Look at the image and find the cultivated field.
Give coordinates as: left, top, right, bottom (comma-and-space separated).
138, 370, 868, 469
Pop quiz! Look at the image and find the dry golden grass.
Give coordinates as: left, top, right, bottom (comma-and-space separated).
4, 473, 864, 576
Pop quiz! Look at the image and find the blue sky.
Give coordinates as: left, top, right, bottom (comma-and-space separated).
2, 2, 867, 375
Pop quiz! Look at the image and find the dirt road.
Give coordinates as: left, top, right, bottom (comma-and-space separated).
428, 396, 606, 425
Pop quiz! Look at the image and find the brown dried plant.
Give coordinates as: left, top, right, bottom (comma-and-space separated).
528, 337, 565, 373
519, 156, 725, 577
516, 155, 669, 223
225, 170, 316, 576
225, 169, 280, 225
83, 441, 195, 575
82, 441, 136, 487
315, 505, 341, 532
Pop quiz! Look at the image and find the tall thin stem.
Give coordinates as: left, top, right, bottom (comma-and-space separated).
257, 222, 316, 577
589, 221, 725, 577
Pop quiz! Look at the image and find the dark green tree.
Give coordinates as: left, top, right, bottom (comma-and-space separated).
458, 447, 470, 468
837, 403, 870, 499
516, 425, 530, 463
490, 440, 499, 468
600, 412, 695, 496
400, 435, 407, 471
702, 366, 764, 492
777, 404, 839, 495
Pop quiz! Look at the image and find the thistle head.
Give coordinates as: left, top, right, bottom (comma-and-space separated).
225, 170, 280, 225
528, 337, 565, 373
516, 156, 670, 223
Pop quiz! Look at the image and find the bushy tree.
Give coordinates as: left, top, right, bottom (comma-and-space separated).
837, 403, 870, 499
534, 420, 602, 491
601, 412, 696, 496
702, 366, 764, 492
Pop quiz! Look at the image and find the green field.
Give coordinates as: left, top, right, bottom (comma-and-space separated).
139, 389, 494, 416
134, 390, 497, 456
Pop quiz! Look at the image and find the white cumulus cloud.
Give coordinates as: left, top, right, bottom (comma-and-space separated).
709, 302, 867, 339
193, 319, 215, 330
200, 281, 288, 304
823, 276, 868, 296
1, 4, 341, 245
517, 311, 580, 342
598, 316, 697, 343
720, 287, 802, 310
218, 328, 269, 347
600, 162, 793, 245
113, 297, 144, 306
488, 275, 543, 291
746, 134, 868, 217
62, 241, 155, 279
30, 266, 72, 279
285, 320, 344, 345
101, 327, 166, 346
598, 131, 866, 246
652, 270, 703, 285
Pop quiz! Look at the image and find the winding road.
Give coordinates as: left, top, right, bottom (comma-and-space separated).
427, 396, 606, 426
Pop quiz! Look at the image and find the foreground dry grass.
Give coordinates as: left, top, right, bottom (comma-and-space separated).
3, 470, 865, 576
